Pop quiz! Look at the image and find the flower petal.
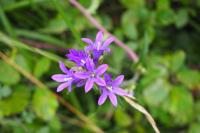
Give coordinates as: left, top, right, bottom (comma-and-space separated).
95, 31, 103, 43
76, 80, 86, 87
85, 78, 94, 93
85, 45, 93, 52
112, 75, 124, 86
74, 72, 89, 79
93, 50, 103, 61
113, 87, 128, 96
95, 77, 106, 86
108, 93, 118, 107
81, 38, 93, 45
104, 73, 112, 82
59, 61, 68, 73
104, 48, 111, 52
86, 58, 95, 71
51, 74, 70, 82
102, 37, 114, 49
98, 89, 108, 105
95, 64, 108, 75
57, 82, 70, 92
68, 84, 73, 92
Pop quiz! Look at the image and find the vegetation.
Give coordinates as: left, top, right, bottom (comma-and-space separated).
0, 0, 200, 132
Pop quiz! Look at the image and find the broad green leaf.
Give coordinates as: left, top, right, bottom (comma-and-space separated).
177, 69, 200, 89
188, 123, 200, 133
87, 0, 102, 14
145, 25, 155, 44
165, 51, 186, 72
156, 9, 175, 26
110, 46, 125, 71
34, 57, 51, 79
122, 10, 138, 26
170, 51, 185, 72
162, 86, 194, 125
143, 79, 170, 106
0, 60, 20, 85
114, 107, 131, 127
140, 57, 168, 87
123, 24, 138, 40
0, 85, 30, 116
32, 89, 58, 121
49, 116, 61, 132
156, 0, 170, 10
149, 106, 173, 127
175, 9, 189, 28
15, 54, 31, 72
0, 85, 12, 100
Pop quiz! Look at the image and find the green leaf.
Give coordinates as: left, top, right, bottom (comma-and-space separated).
165, 51, 186, 72
0, 85, 12, 99
15, 54, 31, 72
40, 16, 67, 34
120, 0, 144, 9
156, 0, 170, 10
122, 10, 138, 26
0, 85, 30, 116
34, 57, 51, 79
177, 69, 200, 89
87, 0, 102, 14
175, 9, 189, 28
156, 9, 175, 26
162, 86, 194, 125
123, 24, 138, 40
188, 123, 200, 133
32, 89, 58, 121
114, 107, 131, 127
0, 60, 20, 85
110, 46, 125, 71
143, 79, 170, 106
194, 101, 200, 122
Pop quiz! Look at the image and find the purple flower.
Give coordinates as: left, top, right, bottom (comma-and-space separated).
98, 74, 128, 107
82, 31, 115, 60
74, 58, 108, 93
51, 61, 76, 92
66, 49, 88, 66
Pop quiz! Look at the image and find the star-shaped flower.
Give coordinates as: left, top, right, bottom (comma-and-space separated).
66, 49, 88, 67
51, 61, 76, 92
82, 31, 114, 60
98, 74, 128, 107
74, 58, 108, 92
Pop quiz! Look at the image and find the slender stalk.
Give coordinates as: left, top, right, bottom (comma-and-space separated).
0, 51, 104, 133
69, 0, 139, 62
123, 96, 160, 133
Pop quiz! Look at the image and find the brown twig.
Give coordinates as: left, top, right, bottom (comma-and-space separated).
0, 51, 104, 133
69, 0, 139, 62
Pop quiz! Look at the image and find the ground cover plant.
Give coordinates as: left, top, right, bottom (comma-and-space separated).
0, 0, 200, 133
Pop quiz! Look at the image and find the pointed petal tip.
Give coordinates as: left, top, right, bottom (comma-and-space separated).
95, 64, 108, 75
85, 79, 94, 93
81, 38, 93, 45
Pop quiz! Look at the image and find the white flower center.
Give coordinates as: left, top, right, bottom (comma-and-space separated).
90, 73, 95, 78
107, 86, 112, 91
81, 59, 85, 64
63, 77, 72, 82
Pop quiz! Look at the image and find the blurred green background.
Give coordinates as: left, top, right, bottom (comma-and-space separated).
0, 0, 200, 132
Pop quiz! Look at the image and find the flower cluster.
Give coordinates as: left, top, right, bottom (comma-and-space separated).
51, 31, 129, 106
